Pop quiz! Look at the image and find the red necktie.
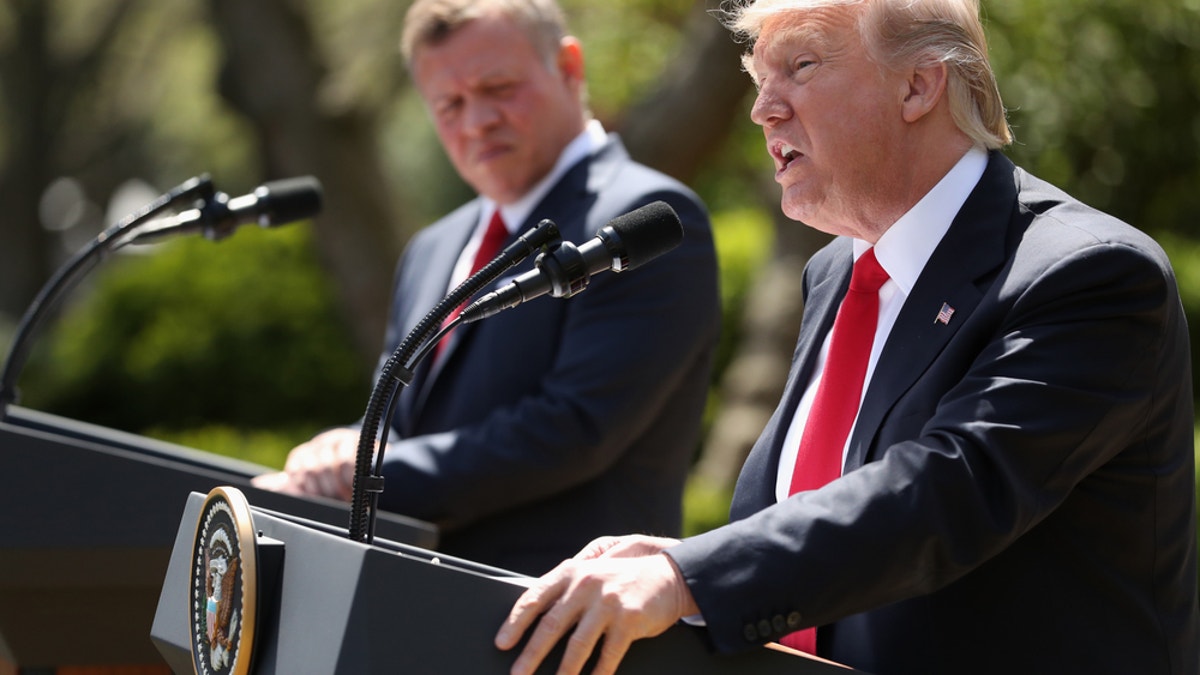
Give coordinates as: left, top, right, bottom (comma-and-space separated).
433, 209, 508, 362
780, 247, 888, 654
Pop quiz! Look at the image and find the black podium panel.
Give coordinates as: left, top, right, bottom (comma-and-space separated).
0, 406, 436, 668
153, 491, 864, 674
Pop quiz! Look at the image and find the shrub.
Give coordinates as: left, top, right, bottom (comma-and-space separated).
19, 223, 371, 446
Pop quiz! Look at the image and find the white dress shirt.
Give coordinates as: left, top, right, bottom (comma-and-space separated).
445, 120, 608, 292
774, 146, 989, 501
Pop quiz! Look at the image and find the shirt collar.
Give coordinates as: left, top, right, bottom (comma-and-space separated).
854, 145, 989, 294
480, 119, 607, 234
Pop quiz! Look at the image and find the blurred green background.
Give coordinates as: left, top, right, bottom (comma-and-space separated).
0, 0, 1197, 543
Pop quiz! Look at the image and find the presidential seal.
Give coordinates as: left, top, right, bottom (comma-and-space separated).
189, 486, 258, 675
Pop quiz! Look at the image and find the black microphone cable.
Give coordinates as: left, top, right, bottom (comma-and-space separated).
348, 201, 684, 543
348, 217, 561, 543
0, 174, 214, 416
0, 175, 323, 418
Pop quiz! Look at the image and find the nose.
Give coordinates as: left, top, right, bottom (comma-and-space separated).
463, 97, 502, 135
750, 81, 790, 128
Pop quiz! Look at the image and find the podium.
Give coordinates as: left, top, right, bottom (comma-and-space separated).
151, 490, 864, 674
0, 406, 437, 670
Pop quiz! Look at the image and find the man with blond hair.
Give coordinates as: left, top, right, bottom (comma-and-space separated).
495, 1, 1199, 673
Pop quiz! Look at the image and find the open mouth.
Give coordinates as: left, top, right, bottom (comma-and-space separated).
772, 141, 802, 174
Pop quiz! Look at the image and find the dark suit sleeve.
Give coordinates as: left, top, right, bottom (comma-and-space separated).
667, 230, 1193, 654
377, 187, 720, 531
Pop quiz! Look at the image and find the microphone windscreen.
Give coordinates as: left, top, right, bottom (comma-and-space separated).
608, 200, 683, 270
260, 176, 324, 225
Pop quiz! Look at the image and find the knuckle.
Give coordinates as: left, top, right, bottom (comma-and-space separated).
537, 610, 571, 634
564, 630, 592, 648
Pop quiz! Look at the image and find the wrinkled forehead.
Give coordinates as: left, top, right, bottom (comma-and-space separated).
735, 0, 863, 38
744, 5, 862, 79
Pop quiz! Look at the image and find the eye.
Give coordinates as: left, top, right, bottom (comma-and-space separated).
790, 55, 819, 83
433, 96, 463, 119
484, 81, 518, 99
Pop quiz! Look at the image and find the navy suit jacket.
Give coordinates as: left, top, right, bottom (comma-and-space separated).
373, 135, 720, 575
669, 152, 1199, 674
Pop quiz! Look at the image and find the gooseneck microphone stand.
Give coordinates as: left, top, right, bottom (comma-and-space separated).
0, 175, 215, 420
346, 219, 561, 544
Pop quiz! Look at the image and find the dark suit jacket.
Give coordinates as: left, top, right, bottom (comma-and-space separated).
373, 135, 720, 575
669, 152, 1199, 674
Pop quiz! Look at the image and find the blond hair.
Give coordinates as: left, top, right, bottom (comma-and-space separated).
722, 0, 1012, 148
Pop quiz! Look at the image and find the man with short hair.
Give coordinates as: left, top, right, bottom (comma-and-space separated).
255, 0, 720, 577
494, 1, 1199, 673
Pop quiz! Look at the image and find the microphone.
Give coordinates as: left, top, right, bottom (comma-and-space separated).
460, 200, 683, 323
128, 175, 323, 243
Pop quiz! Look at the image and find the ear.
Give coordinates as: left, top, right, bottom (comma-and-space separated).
901, 60, 949, 123
557, 36, 585, 85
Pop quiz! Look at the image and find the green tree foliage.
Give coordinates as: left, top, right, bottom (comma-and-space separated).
983, 1, 1200, 413
561, 0, 695, 119
19, 224, 371, 439
710, 207, 773, 375
5, 0, 1200, 476
987, 0, 1200, 237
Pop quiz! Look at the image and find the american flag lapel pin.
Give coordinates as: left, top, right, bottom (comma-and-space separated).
935, 302, 955, 325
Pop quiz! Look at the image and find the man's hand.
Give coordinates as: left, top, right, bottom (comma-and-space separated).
250, 427, 361, 500
570, 534, 680, 561
494, 536, 698, 675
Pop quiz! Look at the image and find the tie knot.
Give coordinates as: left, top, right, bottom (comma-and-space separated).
476, 210, 508, 256
484, 209, 507, 241
850, 248, 889, 294
466, 209, 510, 278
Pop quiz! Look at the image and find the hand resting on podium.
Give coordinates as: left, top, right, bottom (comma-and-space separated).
495, 534, 700, 675
251, 427, 360, 501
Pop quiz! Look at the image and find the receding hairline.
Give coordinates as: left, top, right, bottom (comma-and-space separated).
401, 0, 568, 67
723, 0, 1013, 148
723, 0, 866, 45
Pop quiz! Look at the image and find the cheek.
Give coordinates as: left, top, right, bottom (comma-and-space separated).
497, 98, 539, 135
843, 88, 899, 138
435, 124, 470, 162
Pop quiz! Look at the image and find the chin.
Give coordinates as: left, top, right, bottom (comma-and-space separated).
780, 187, 834, 232
476, 173, 532, 204
780, 199, 812, 224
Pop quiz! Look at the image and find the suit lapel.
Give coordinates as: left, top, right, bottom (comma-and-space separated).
845, 152, 1019, 471
425, 214, 514, 377
731, 239, 852, 516
408, 135, 623, 421
768, 244, 853, 468
400, 204, 485, 428
516, 133, 619, 239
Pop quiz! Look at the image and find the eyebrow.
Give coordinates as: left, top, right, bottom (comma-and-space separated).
761, 20, 834, 60
746, 21, 832, 83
